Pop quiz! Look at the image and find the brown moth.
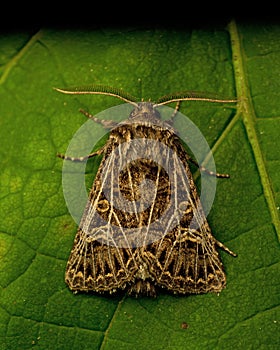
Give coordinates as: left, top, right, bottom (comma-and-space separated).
55, 85, 237, 297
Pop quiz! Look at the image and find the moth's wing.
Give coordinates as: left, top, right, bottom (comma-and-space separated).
65, 129, 177, 293
65, 138, 140, 293
65, 228, 138, 293
149, 224, 227, 294
148, 146, 227, 294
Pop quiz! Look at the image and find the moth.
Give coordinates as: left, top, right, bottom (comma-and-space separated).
56, 85, 237, 297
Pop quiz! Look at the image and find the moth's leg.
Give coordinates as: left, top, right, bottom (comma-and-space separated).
165, 101, 181, 126
165, 102, 229, 178
189, 157, 230, 178
57, 146, 105, 162
57, 107, 114, 161
79, 108, 119, 129
214, 237, 237, 257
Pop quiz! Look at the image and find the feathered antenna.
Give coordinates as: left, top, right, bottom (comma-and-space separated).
54, 85, 237, 107
155, 90, 237, 106
54, 84, 138, 106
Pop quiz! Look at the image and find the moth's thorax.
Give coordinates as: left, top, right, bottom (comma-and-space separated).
128, 102, 161, 124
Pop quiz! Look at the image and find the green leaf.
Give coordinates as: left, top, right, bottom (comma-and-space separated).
0, 22, 279, 349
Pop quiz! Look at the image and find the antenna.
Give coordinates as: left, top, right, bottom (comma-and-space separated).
54, 85, 237, 107
155, 90, 237, 106
54, 84, 138, 106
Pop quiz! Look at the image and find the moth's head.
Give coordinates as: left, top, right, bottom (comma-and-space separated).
129, 102, 161, 123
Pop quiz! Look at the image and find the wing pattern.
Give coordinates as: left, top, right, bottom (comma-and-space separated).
65, 119, 235, 296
